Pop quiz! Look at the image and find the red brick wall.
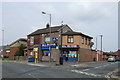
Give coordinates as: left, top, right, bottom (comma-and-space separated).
9, 47, 19, 59
79, 48, 96, 62
3, 50, 10, 57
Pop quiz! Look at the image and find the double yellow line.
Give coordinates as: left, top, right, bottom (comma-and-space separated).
105, 68, 119, 79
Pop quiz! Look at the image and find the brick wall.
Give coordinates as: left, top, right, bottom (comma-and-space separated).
9, 47, 19, 59
62, 35, 91, 49
14, 56, 27, 60
78, 48, 96, 62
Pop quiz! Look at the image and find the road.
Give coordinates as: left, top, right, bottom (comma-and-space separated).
2, 61, 119, 79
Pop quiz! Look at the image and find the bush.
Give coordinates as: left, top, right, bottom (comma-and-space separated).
3, 56, 9, 58
93, 57, 96, 61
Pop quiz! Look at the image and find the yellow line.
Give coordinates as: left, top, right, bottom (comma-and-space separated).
104, 68, 119, 79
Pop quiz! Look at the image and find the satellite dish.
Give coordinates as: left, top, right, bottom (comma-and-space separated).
90, 42, 94, 48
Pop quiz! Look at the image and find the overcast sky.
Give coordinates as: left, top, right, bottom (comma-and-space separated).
0, 2, 118, 52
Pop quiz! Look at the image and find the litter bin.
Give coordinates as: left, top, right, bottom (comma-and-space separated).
59, 56, 63, 65
28, 57, 35, 62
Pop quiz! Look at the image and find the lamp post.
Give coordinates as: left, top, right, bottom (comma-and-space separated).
60, 21, 63, 65
0, 28, 4, 57
99, 35, 103, 61
42, 12, 52, 62
96, 35, 103, 61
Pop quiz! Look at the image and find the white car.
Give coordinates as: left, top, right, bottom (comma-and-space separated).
107, 57, 116, 62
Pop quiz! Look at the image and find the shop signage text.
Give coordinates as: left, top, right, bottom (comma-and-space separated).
52, 37, 58, 41
41, 43, 58, 48
59, 45, 79, 48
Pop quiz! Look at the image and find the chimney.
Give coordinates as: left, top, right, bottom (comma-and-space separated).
46, 23, 50, 28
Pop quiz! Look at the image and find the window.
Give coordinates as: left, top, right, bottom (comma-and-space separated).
30, 37, 34, 43
45, 36, 50, 42
82, 36, 84, 44
88, 39, 91, 46
87, 39, 89, 45
68, 36, 74, 43
30, 51, 33, 56
85, 37, 87, 45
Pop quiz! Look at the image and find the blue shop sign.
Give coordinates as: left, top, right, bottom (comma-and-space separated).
41, 43, 58, 48
52, 38, 58, 41
59, 45, 80, 48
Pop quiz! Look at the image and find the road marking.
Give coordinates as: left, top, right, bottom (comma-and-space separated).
70, 69, 101, 77
82, 69, 90, 71
104, 68, 119, 79
27, 63, 48, 67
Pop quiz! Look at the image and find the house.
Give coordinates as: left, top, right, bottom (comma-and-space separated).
27, 24, 72, 62
27, 24, 95, 62
2, 38, 27, 59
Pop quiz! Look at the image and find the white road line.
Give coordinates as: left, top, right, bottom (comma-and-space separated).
82, 69, 90, 71
70, 70, 101, 77
27, 63, 47, 67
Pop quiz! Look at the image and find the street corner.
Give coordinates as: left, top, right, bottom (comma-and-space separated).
110, 68, 120, 80
105, 68, 120, 80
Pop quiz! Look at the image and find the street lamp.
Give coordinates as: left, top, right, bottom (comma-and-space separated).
42, 12, 52, 62
42, 12, 51, 26
0, 28, 4, 57
99, 35, 103, 61
96, 35, 103, 61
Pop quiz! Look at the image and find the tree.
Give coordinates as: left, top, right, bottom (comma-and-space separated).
14, 44, 26, 56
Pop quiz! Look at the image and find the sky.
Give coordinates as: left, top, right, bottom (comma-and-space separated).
0, 1, 118, 52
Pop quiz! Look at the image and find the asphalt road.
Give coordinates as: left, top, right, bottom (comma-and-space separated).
2, 61, 119, 79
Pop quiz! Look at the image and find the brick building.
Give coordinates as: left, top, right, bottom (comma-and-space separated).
61, 31, 96, 62
27, 24, 72, 62
3, 38, 27, 59
27, 24, 96, 62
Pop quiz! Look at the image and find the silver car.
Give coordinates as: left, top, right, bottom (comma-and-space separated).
107, 57, 116, 62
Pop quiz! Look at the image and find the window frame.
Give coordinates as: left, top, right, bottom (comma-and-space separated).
30, 36, 34, 44
67, 36, 74, 43
45, 36, 50, 42
82, 36, 84, 44
85, 37, 87, 45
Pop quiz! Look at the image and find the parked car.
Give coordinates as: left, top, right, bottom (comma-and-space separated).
107, 57, 116, 62
115, 57, 120, 61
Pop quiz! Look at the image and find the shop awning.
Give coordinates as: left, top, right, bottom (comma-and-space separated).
41, 48, 49, 50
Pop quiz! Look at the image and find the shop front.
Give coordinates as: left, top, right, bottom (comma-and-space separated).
59, 45, 80, 61
40, 43, 58, 61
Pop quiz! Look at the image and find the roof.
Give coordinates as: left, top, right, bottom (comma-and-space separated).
62, 31, 93, 39
0, 45, 10, 50
9, 38, 27, 46
28, 24, 72, 36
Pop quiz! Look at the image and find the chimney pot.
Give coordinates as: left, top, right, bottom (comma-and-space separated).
46, 23, 50, 28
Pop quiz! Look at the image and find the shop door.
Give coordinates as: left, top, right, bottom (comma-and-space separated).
63, 51, 69, 61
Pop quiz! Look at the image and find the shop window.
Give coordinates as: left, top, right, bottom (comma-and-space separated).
82, 36, 84, 44
45, 36, 50, 42
30, 37, 34, 44
68, 36, 74, 43
43, 50, 50, 56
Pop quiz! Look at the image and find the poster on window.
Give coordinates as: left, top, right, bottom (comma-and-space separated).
69, 51, 77, 58
43, 51, 50, 56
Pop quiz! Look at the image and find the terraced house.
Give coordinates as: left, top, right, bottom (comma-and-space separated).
27, 24, 96, 63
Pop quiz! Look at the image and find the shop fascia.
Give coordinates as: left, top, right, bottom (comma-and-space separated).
41, 43, 58, 48
59, 45, 80, 49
